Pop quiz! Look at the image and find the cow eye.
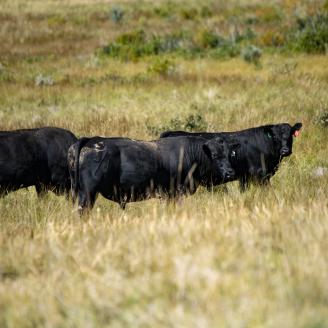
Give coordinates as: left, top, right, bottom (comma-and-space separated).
231, 150, 236, 157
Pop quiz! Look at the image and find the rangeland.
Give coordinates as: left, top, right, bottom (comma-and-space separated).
0, 0, 328, 326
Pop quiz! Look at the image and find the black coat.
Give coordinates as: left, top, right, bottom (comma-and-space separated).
160, 123, 302, 190
0, 127, 77, 196
68, 135, 239, 212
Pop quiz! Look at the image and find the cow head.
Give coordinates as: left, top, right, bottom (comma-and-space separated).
202, 137, 240, 183
264, 122, 302, 157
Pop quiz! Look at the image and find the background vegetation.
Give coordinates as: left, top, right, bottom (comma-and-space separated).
0, 0, 328, 327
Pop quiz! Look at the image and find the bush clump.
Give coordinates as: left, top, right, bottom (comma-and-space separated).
110, 7, 124, 23
100, 28, 253, 61
260, 30, 286, 47
193, 29, 224, 49
0, 63, 14, 83
147, 58, 176, 76
293, 14, 328, 53
35, 74, 54, 86
102, 30, 182, 61
184, 114, 207, 130
241, 45, 262, 65
318, 111, 328, 128
153, 2, 176, 18
209, 42, 241, 59
179, 7, 199, 20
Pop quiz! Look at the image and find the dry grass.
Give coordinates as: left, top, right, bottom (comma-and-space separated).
1, 0, 328, 327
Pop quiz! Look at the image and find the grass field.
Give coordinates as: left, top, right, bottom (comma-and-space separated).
1, 0, 328, 327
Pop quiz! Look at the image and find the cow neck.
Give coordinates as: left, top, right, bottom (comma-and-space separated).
255, 130, 282, 170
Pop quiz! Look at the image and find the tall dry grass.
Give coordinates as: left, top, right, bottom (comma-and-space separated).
0, 0, 328, 327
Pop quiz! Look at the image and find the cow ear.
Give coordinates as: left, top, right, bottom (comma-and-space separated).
230, 142, 240, 151
202, 143, 213, 160
264, 126, 274, 139
291, 122, 302, 137
203, 138, 225, 159
231, 142, 240, 154
202, 140, 218, 160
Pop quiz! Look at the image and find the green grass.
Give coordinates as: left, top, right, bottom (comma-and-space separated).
1, 0, 328, 327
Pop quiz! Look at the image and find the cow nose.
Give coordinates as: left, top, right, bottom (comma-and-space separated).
225, 168, 235, 180
280, 147, 290, 156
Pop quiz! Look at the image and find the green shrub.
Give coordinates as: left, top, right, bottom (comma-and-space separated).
294, 14, 328, 53
245, 15, 259, 25
102, 36, 152, 60
209, 43, 240, 59
179, 8, 198, 20
111, 7, 124, 23
115, 30, 145, 45
236, 27, 256, 42
147, 58, 176, 76
241, 45, 262, 65
184, 114, 207, 131
101, 30, 184, 61
100, 28, 252, 61
260, 29, 285, 47
153, 3, 209, 20
35, 74, 54, 86
194, 29, 223, 49
318, 111, 328, 128
47, 14, 67, 27
0, 63, 14, 83
157, 33, 184, 53
200, 5, 212, 18
324, 0, 328, 11
153, 2, 176, 18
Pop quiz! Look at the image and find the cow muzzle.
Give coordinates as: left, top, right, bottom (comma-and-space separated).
224, 168, 235, 181
280, 147, 291, 156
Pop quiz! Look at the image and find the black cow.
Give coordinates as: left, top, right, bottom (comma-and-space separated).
68, 136, 240, 213
160, 123, 302, 191
0, 127, 77, 196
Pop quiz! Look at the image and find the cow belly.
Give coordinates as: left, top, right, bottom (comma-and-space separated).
0, 160, 47, 189
119, 172, 158, 200
0, 164, 34, 190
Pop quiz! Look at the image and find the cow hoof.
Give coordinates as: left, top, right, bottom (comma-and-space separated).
78, 205, 85, 216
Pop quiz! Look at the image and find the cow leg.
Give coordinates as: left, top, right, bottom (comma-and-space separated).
259, 177, 271, 187
53, 181, 72, 200
0, 187, 8, 198
71, 183, 77, 204
77, 174, 99, 215
167, 187, 185, 205
119, 202, 127, 210
77, 190, 97, 215
49, 167, 70, 198
35, 183, 48, 198
68, 167, 77, 203
206, 184, 213, 192
77, 191, 87, 215
64, 186, 71, 201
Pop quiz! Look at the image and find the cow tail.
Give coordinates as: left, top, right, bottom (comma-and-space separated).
73, 137, 90, 201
